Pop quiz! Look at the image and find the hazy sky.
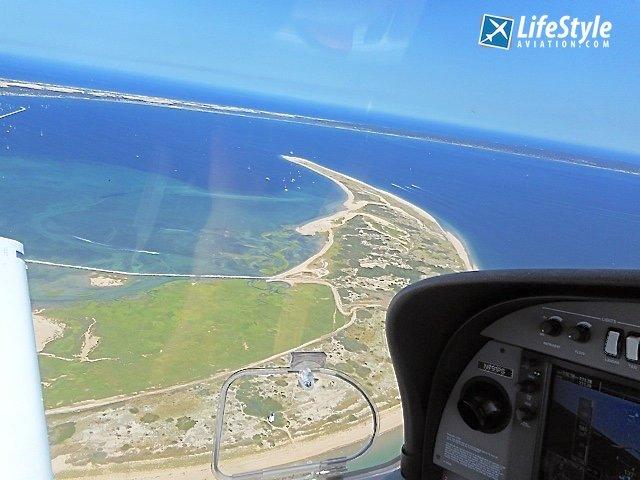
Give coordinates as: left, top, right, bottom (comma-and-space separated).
0, 1, 638, 153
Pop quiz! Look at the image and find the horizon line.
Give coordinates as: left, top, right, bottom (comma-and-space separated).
1, 76, 639, 177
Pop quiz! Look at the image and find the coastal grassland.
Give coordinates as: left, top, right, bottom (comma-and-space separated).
39, 279, 346, 408
221, 228, 324, 276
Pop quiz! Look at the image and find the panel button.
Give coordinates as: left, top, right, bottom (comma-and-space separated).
626, 334, 640, 363
604, 329, 622, 358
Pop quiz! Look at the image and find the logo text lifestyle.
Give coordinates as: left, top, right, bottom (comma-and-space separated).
517, 15, 612, 44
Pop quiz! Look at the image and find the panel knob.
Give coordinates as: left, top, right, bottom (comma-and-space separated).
539, 317, 562, 336
568, 324, 591, 343
457, 378, 512, 434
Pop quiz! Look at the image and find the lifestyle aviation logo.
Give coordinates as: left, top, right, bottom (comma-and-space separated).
479, 14, 612, 50
479, 14, 514, 50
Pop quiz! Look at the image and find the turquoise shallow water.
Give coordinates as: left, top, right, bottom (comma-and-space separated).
0, 96, 345, 275
4, 93, 640, 273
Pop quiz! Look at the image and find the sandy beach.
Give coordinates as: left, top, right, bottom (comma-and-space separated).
280, 155, 476, 271
57, 406, 402, 480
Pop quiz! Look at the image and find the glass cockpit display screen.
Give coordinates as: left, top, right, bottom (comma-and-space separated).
541, 368, 640, 480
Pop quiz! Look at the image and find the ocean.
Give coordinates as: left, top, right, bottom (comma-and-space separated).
2, 89, 639, 272
283, 127, 640, 270
0, 96, 346, 275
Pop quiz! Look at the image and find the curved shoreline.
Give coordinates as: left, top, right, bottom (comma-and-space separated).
279, 155, 475, 271
25, 259, 271, 279
29, 155, 475, 279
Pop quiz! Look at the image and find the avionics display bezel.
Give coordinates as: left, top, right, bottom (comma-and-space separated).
537, 359, 640, 480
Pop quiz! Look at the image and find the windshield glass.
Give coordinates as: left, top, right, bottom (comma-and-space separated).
0, 2, 637, 479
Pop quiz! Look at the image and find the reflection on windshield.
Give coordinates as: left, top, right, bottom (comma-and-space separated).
214, 354, 378, 477
0, 83, 469, 478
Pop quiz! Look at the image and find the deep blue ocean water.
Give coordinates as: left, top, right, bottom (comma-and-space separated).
1, 89, 640, 272
286, 129, 640, 269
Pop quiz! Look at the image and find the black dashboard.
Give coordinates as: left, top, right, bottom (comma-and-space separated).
386, 270, 640, 480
